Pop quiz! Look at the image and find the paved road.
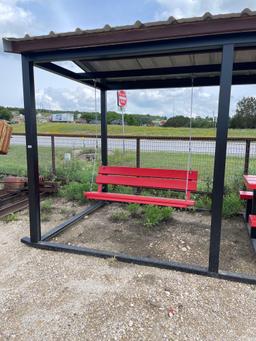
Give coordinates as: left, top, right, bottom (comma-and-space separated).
11, 135, 255, 157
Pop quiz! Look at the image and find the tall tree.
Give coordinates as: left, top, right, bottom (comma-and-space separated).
0, 107, 12, 121
230, 97, 256, 128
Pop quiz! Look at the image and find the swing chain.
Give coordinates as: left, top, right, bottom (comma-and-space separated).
90, 80, 99, 191
185, 77, 194, 198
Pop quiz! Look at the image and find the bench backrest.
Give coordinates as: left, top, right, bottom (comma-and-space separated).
96, 166, 198, 192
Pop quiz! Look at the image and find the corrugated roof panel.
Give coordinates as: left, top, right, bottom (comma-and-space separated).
151, 56, 174, 68
81, 58, 142, 72
235, 49, 256, 62
4, 9, 256, 54
4, 8, 256, 44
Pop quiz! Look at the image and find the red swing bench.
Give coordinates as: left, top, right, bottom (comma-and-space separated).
85, 166, 198, 208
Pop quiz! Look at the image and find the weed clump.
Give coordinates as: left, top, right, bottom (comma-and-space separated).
41, 198, 54, 213
143, 206, 173, 228
127, 203, 144, 217
110, 209, 130, 222
222, 193, 242, 218
110, 204, 173, 229
59, 182, 90, 203
1, 213, 18, 223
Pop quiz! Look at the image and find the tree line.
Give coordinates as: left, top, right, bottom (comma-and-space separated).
79, 111, 166, 126
163, 115, 215, 128
164, 97, 256, 128
1, 97, 256, 128
0, 107, 166, 126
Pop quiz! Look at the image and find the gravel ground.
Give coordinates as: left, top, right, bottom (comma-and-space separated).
0, 201, 256, 340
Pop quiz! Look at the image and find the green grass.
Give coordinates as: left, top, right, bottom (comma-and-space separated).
1, 145, 255, 191
12, 122, 256, 138
1, 144, 254, 215
109, 150, 256, 190
0, 144, 72, 177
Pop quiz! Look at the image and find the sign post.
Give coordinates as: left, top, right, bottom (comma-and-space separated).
117, 90, 127, 153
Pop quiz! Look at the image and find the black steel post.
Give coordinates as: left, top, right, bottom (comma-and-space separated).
208, 44, 234, 273
51, 135, 56, 176
101, 89, 108, 192
244, 139, 251, 175
136, 138, 141, 168
21, 55, 41, 243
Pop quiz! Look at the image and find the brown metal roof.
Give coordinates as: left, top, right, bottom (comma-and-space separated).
3, 8, 256, 54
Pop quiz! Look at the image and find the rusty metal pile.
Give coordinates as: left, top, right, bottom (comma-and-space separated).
0, 176, 57, 218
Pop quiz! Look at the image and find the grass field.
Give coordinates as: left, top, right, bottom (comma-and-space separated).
12, 122, 256, 138
2, 144, 255, 213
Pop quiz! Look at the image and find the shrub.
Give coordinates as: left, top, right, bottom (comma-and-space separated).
59, 182, 90, 203
127, 203, 143, 217
222, 193, 242, 218
110, 209, 130, 222
41, 198, 54, 213
195, 195, 212, 210
143, 206, 173, 228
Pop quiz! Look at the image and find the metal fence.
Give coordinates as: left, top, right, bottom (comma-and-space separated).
2, 133, 256, 191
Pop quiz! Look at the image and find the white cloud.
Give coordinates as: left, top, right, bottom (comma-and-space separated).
154, 0, 256, 20
1, 0, 256, 119
35, 86, 98, 112
0, 0, 35, 39
35, 84, 256, 119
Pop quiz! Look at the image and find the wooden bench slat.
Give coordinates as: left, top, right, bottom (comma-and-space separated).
249, 215, 256, 228
85, 191, 195, 208
239, 190, 253, 200
96, 175, 197, 191
99, 166, 198, 180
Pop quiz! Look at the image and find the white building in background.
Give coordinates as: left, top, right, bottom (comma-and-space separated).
51, 113, 74, 122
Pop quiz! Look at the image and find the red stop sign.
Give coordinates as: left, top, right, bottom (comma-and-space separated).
117, 90, 127, 107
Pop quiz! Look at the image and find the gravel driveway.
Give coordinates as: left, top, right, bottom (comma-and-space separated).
0, 209, 256, 340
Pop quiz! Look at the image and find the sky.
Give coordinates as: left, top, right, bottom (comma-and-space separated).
1, 0, 256, 118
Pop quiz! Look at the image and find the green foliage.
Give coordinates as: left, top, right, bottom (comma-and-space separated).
164, 115, 190, 127
41, 198, 54, 213
0, 107, 12, 121
110, 209, 130, 222
143, 206, 173, 228
127, 203, 144, 217
59, 182, 89, 203
109, 204, 173, 228
222, 193, 242, 218
12, 121, 256, 138
195, 195, 212, 210
230, 96, 256, 128
164, 115, 214, 128
1, 213, 17, 223
80, 110, 164, 126
40, 199, 54, 221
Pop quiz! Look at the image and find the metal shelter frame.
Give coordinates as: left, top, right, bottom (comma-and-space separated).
5, 27, 256, 284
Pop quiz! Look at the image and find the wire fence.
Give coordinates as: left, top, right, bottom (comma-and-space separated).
1, 133, 256, 192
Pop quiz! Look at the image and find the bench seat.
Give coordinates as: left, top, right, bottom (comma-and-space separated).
249, 215, 256, 228
85, 166, 198, 208
239, 190, 253, 200
86, 191, 195, 208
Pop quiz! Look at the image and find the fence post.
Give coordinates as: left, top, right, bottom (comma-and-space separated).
244, 139, 251, 175
51, 135, 56, 176
136, 138, 140, 168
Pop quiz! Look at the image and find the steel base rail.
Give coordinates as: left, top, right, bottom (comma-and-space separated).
20, 236, 256, 285
41, 201, 105, 241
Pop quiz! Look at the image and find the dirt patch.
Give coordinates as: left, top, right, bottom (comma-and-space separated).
54, 203, 256, 276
